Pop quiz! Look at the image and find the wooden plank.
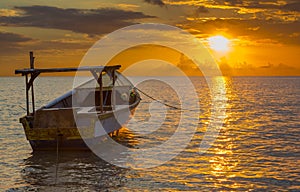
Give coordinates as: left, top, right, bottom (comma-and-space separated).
15, 65, 121, 75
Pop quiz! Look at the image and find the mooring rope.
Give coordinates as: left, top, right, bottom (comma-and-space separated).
134, 87, 182, 110
55, 129, 61, 185
19, 105, 26, 111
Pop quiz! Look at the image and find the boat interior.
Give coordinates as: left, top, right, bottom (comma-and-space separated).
43, 72, 137, 110
32, 72, 139, 129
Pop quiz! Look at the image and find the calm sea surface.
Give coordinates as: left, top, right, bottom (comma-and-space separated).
0, 76, 299, 191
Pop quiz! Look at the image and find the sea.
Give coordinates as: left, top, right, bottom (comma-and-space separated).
0, 76, 299, 191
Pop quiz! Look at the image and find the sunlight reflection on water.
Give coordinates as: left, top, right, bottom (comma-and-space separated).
0, 76, 299, 191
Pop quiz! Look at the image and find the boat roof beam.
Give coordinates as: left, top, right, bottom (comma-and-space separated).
15, 65, 121, 76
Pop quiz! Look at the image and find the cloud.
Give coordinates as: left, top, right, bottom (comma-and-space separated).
218, 58, 299, 76
0, 8, 20, 16
223, 0, 243, 6
196, 6, 209, 14
213, 0, 300, 12
260, 63, 295, 69
0, 30, 95, 57
0, 31, 93, 76
169, 0, 300, 15
0, 31, 32, 43
144, 0, 165, 6
186, 5, 210, 21
0, 31, 33, 55
0, 6, 155, 35
282, 2, 300, 12
181, 18, 300, 45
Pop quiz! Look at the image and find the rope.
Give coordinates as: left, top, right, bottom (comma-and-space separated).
55, 129, 61, 185
19, 105, 26, 111
134, 87, 182, 110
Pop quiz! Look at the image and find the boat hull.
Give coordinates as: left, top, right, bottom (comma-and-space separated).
21, 103, 139, 151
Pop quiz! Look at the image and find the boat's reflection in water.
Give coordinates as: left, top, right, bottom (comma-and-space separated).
21, 128, 137, 191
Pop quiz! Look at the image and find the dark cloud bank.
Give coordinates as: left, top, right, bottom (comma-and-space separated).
0, 6, 155, 35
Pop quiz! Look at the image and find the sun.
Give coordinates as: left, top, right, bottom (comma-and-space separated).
208, 35, 230, 52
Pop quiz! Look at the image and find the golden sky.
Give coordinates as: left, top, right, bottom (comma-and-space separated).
0, 0, 299, 76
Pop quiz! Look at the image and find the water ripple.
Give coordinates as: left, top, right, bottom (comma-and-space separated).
0, 76, 299, 191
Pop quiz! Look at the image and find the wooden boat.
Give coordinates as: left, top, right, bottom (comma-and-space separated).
15, 52, 140, 151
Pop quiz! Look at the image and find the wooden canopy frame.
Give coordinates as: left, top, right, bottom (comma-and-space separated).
15, 52, 121, 115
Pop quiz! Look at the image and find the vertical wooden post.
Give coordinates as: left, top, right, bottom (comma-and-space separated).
30, 51, 35, 69
99, 72, 103, 113
25, 74, 29, 116
31, 82, 35, 114
112, 70, 116, 110
112, 70, 115, 85
29, 51, 35, 114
